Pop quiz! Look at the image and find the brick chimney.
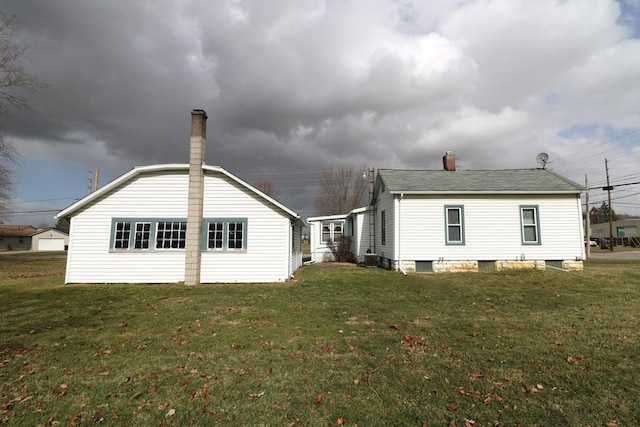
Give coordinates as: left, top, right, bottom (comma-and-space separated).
443, 151, 456, 171
185, 109, 207, 286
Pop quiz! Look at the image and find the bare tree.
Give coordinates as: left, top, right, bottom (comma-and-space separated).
0, 9, 42, 219
253, 180, 279, 199
315, 164, 369, 215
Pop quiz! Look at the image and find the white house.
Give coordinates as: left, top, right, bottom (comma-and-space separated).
57, 110, 304, 284
307, 213, 346, 263
367, 153, 585, 273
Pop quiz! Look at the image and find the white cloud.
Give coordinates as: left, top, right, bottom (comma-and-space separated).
3, 0, 640, 220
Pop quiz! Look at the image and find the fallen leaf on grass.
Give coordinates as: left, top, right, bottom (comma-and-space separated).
166, 408, 175, 417
129, 391, 143, 400
249, 391, 265, 398
337, 417, 346, 425
567, 355, 584, 365
389, 324, 400, 330
314, 394, 323, 404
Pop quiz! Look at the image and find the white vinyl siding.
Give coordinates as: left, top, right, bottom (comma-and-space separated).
65, 171, 190, 284
375, 189, 395, 259
64, 169, 299, 284
395, 194, 583, 262
307, 215, 347, 262
200, 175, 293, 283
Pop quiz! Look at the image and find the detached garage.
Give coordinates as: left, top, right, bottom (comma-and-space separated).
31, 228, 69, 251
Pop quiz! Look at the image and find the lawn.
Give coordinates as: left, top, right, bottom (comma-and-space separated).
1, 256, 639, 426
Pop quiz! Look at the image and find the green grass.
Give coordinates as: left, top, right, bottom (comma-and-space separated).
1, 257, 640, 426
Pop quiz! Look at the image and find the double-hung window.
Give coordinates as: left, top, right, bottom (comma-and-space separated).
445, 206, 464, 245
204, 219, 248, 251
333, 223, 343, 242
520, 206, 541, 244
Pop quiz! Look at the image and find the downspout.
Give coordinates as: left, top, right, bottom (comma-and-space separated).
287, 220, 293, 279
398, 193, 407, 276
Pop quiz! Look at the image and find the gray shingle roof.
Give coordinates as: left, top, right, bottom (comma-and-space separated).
378, 169, 583, 193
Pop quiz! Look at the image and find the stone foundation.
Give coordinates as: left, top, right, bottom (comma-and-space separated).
384, 258, 584, 273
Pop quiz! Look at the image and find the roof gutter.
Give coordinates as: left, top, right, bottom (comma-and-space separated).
389, 190, 583, 195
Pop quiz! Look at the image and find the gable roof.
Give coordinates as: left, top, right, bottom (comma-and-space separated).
30, 227, 69, 237
376, 168, 583, 195
56, 164, 302, 222
0, 225, 37, 237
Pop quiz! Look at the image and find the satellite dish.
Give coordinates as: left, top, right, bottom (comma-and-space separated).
536, 152, 549, 168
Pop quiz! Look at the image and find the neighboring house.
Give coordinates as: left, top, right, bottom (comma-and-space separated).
368, 153, 585, 272
57, 110, 304, 284
30, 228, 69, 251
307, 213, 346, 262
0, 225, 37, 251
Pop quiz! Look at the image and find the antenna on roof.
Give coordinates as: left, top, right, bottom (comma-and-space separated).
536, 152, 549, 169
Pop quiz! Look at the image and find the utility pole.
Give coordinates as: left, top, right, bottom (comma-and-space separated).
605, 159, 614, 252
585, 174, 590, 258
87, 170, 94, 194
93, 168, 100, 192
88, 169, 100, 193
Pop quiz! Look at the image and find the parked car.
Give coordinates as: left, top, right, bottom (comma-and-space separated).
584, 239, 597, 247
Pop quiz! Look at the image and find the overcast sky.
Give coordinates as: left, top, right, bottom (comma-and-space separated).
3, 0, 640, 226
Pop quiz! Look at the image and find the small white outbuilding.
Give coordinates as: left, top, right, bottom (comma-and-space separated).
57, 110, 304, 284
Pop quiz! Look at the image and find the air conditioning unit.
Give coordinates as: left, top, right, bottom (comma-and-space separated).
365, 253, 378, 267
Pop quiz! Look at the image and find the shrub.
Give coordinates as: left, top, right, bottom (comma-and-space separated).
327, 237, 355, 263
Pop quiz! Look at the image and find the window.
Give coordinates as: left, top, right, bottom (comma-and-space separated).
134, 222, 151, 249
204, 219, 248, 251
322, 223, 331, 243
156, 221, 187, 249
381, 211, 386, 245
228, 221, 244, 250
333, 223, 343, 242
207, 222, 224, 249
520, 206, 540, 244
445, 206, 464, 244
114, 221, 131, 249
321, 222, 343, 243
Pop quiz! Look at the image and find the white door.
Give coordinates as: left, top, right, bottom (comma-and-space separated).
38, 238, 65, 251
